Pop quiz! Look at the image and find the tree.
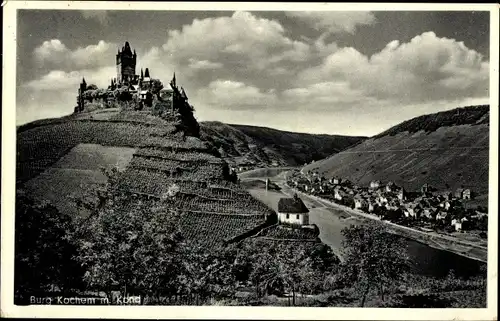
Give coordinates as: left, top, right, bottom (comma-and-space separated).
15, 191, 84, 304
339, 223, 410, 307
243, 239, 328, 305
177, 243, 237, 303
75, 167, 238, 304
151, 79, 164, 95
76, 190, 186, 300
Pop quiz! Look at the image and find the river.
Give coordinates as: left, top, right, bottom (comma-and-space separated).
245, 184, 486, 279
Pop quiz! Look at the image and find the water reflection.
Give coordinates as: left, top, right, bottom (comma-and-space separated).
404, 238, 486, 278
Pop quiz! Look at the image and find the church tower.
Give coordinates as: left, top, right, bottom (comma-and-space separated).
116, 41, 137, 85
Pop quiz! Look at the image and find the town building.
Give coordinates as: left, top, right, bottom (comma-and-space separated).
370, 180, 382, 189
277, 194, 310, 225
463, 189, 472, 200
385, 181, 396, 192
455, 188, 464, 199
397, 188, 406, 201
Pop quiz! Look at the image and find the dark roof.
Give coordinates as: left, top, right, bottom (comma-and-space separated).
278, 197, 309, 213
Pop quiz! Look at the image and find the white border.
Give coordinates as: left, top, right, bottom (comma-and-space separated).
1, 2, 498, 320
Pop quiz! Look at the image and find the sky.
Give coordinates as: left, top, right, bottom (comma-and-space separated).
16, 9, 490, 136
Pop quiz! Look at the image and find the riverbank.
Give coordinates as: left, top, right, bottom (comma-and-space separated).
281, 184, 487, 263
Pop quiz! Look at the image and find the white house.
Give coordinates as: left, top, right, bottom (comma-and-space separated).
385, 182, 396, 192
463, 189, 472, 200
334, 189, 344, 201
436, 211, 448, 221
451, 218, 465, 231
330, 177, 341, 185
397, 188, 405, 201
354, 197, 368, 210
370, 180, 382, 189
277, 194, 310, 225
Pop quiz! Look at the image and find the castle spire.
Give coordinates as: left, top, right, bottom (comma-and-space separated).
140, 68, 144, 79
144, 68, 150, 78
82, 77, 86, 85
171, 72, 176, 88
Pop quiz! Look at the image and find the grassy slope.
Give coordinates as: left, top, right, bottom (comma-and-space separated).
303, 105, 490, 201
200, 122, 366, 167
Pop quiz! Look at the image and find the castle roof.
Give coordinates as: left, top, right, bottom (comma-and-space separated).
120, 41, 134, 56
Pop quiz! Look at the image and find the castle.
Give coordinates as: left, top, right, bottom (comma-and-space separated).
75, 41, 192, 115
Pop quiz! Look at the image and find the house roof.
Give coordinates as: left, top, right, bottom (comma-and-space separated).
278, 197, 309, 214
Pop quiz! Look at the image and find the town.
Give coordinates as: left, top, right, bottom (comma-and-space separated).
286, 169, 488, 236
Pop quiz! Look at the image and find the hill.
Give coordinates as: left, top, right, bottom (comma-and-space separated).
200, 122, 366, 170
16, 107, 277, 247
303, 105, 490, 204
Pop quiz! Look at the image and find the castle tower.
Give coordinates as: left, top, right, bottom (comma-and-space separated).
80, 77, 87, 92
116, 41, 137, 85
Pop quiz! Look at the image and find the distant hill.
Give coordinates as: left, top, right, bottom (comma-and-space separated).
374, 105, 489, 138
200, 122, 366, 169
303, 105, 490, 205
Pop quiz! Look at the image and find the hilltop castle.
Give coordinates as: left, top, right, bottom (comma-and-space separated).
75, 41, 192, 116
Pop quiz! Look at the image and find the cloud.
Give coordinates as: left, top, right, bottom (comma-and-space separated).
298, 31, 489, 103
196, 79, 277, 109
34, 39, 116, 70
162, 11, 311, 72
282, 81, 371, 106
80, 10, 108, 25
23, 67, 116, 91
187, 59, 223, 70
286, 11, 376, 34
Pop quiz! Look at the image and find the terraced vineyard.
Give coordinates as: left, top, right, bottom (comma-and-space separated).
17, 121, 159, 183
18, 109, 274, 247
179, 212, 266, 247
257, 224, 320, 241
